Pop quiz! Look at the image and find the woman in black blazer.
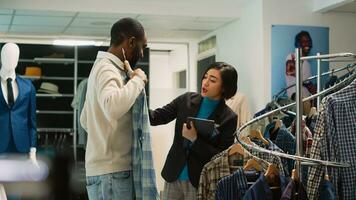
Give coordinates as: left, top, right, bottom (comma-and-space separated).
149, 62, 238, 200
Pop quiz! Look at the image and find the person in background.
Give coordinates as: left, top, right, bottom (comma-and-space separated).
226, 91, 251, 129
80, 18, 147, 200
149, 62, 238, 200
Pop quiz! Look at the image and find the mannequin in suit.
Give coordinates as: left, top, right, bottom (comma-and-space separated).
0, 43, 37, 165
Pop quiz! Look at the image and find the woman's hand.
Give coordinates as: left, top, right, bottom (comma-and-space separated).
182, 121, 197, 142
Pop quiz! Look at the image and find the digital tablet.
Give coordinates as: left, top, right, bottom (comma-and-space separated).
187, 117, 215, 138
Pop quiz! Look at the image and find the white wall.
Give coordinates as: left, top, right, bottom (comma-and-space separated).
149, 42, 189, 192
199, 0, 264, 114
200, 0, 356, 114
262, 0, 356, 101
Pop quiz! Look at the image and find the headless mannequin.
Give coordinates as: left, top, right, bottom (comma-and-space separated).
0, 43, 37, 166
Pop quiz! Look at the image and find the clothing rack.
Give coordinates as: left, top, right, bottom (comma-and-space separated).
273, 63, 356, 116
235, 51, 355, 182
272, 63, 356, 100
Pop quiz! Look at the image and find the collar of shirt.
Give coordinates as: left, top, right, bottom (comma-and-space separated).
0, 69, 16, 83
96, 51, 125, 71
258, 174, 288, 199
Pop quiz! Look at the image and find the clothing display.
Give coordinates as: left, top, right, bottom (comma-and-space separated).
197, 146, 287, 200
0, 75, 37, 153
71, 79, 88, 147
37, 82, 60, 94
307, 79, 356, 200
263, 122, 296, 174
242, 174, 289, 200
132, 91, 159, 200
280, 179, 308, 200
215, 168, 248, 200
197, 149, 245, 200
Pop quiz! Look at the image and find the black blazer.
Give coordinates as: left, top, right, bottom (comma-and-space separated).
149, 92, 237, 188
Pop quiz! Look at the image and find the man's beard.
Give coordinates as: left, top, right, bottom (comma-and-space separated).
129, 46, 141, 68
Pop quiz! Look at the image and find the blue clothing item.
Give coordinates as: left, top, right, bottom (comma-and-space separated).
179, 97, 220, 181
319, 179, 336, 200
0, 76, 37, 153
132, 91, 159, 200
86, 171, 133, 200
71, 78, 88, 147
215, 168, 248, 200
264, 122, 296, 174
196, 97, 220, 118
250, 138, 290, 177
280, 179, 308, 200
243, 174, 289, 200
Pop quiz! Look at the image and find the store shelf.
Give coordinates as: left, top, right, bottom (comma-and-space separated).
36, 93, 74, 98
34, 57, 75, 64
19, 58, 75, 64
36, 110, 74, 114
78, 60, 149, 66
37, 128, 73, 133
21, 75, 86, 81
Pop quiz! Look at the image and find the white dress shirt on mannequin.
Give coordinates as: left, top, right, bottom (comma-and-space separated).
0, 72, 19, 104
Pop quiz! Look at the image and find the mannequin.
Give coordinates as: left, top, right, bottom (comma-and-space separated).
0, 43, 37, 166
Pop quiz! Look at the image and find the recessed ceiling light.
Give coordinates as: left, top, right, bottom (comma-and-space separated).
90, 21, 111, 26
53, 39, 103, 46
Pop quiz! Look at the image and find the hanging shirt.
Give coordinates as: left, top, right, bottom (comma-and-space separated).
197, 149, 246, 200
280, 179, 308, 200
179, 97, 219, 181
243, 174, 289, 200
263, 122, 296, 174
307, 79, 356, 200
132, 91, 159, 200
215, 168, 248, 200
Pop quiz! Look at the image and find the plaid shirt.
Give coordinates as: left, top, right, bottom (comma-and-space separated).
215, 168, 248, 200
132, 91, 159, 200
197, 145, 287, 200
307, 79, 356, 200
197, 149, 245, 200
250, 138, 289, 176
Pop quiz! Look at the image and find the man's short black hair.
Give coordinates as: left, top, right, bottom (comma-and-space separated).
202, 62, 238, 99
294, 30, 313, 48
110, 18, 145, 46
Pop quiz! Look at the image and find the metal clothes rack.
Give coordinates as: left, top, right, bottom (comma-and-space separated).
273, 63, 356, 116
236, 50, 355, 182
273, 63, 356, 100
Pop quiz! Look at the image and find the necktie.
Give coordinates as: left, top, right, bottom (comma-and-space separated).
7, 78, 14, 107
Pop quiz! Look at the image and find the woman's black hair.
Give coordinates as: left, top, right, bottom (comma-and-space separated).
202, 62, 238, 99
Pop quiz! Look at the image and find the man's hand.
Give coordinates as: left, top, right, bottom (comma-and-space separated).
182, 121, 197, 142
132, 68, 148, 84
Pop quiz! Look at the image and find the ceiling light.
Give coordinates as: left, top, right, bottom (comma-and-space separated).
90, 21, 111, 26
53, 39, 103, 46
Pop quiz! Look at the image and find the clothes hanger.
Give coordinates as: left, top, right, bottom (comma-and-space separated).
264, 163, 281, 189
291, 169, 299, 181
228, 143, 245, 156
308, 107, 317, 118
249, 129, 269, 145
243, 158, 263, 172
271, 119, 282, 133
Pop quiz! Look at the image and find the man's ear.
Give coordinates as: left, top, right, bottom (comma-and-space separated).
128, 37, 136, 48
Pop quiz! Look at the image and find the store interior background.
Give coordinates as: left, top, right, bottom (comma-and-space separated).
1, 0, 356, 192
